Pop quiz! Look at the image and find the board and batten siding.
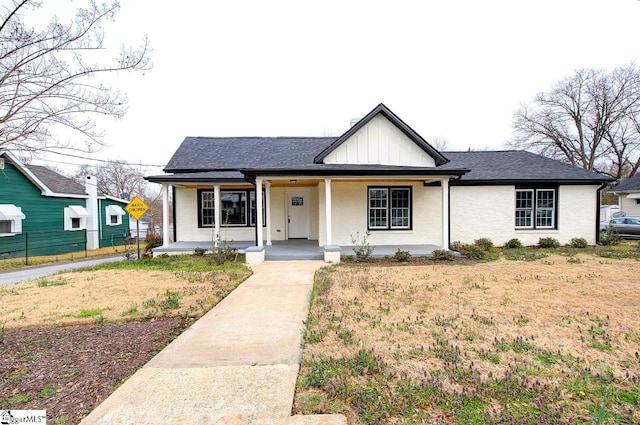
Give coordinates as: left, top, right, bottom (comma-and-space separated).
450, 185, 600, 246
318, 180, 443, 246
0, 161, 87, 258
323, 115, 436, 167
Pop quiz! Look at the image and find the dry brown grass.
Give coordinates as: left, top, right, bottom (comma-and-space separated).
0, 265, 252, 329
295, 254, 640, 424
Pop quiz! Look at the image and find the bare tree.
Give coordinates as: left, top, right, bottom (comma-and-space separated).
74, 160, 162, 230
511, 64, 640, 180
0, 0, 151, 154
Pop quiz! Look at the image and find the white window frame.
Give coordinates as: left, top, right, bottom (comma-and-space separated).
64, 205, 89, 231
515, 188, 556, 230
105, 205, 126, 226
0, 204, 25, 236
368, 187, 412, 230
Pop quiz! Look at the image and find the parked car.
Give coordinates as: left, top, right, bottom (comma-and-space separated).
604, 217, 640, 238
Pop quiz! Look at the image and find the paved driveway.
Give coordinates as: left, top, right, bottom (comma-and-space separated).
0, 256, 126, 286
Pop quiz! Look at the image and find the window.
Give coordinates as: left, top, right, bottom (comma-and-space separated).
515, 188, 556, 229
0, 220, 11, 233
368, 187, 412, 230
105, 205, 126, 226
0, 204, 25, 236
249, 191, 266, 226
198, 189, 265, 228
201, 191, 215, 226
64, 205, 89, 231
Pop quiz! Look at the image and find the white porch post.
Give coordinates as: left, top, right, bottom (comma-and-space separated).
325, 178, 332, 245
214, 184, 221, 247
265, 181, 272, 246
162, 184, 170, 247
441, 177, 450, 249
256, 177, 264, 247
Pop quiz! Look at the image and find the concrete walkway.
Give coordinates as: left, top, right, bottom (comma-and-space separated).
80, 261, 347, 425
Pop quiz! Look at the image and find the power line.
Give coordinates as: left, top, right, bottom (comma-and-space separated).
36, 149, 166, 169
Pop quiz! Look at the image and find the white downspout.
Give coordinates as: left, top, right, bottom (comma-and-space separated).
85, 175, 99, 250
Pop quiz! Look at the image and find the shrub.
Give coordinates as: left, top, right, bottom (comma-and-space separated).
393, 249, 411, 262
538, 237, 560, 248
474, 238, 494, 251
351, 231, 375, 262
210, 237, 238, 265
599, 228, 621, 246
569, 237, 589, 248
504, 238, 522, 249
459, 243, 489, 260
432, 249, 455, 261
144, 233, 163, 253
450, 241, 464, 251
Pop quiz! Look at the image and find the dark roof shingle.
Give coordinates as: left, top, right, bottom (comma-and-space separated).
613, 173, 640, 191
26, 164, 86, 195
160, 138, 610, 183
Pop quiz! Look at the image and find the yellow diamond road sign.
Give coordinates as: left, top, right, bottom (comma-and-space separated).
125, 196, 149, 221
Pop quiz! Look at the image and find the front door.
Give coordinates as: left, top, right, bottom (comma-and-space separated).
287, 193, 309, 239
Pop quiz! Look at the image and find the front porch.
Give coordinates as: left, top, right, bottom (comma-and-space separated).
152, 240, 443, 262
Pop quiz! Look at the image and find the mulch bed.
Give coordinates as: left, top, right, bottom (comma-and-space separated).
0, 318, 189, 424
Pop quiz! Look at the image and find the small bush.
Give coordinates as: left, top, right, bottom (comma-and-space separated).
600, 228, 621, 246
144, 233, 163, 252
538, 237, 560, 248
569, 237, 589, 248
474, 238, 494, 251
450, 241, 464, 252
432, 249, 455, 261
393, 249, 411, 262
351, 231, 375, 262
504, 238, 522, 249
459, 244, 488, 260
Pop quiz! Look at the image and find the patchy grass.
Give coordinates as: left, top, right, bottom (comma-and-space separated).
0, 255, 252, 329
295, 254, 640, 424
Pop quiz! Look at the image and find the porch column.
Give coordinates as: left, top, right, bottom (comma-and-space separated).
441, 177, 449, 249
325, 178, 332, 245
265, 181, 272, 246
214, 184, 221, 247
162, 184, 170, 247
256, 177, 264, 247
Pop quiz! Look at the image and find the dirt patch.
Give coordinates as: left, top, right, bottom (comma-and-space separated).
0, 319, 187, 424
295, 254, 640, 423
0, 258, 251, 424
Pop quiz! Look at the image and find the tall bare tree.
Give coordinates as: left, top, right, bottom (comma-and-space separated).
0, 0, 151, 154
74, 160, 163, 230
511, 64, 640, 180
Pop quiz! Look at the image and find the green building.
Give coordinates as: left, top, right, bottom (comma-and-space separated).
0, 151, 130, 259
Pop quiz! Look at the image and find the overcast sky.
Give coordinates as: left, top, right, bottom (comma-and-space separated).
32, 0, 640, 174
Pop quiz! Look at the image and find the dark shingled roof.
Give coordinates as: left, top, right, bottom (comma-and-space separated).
26, 164, 86, 195
164, 137, 336, 172
613, 173, 640, 192
442, 151, 611, 183
159, 137, 609, 184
